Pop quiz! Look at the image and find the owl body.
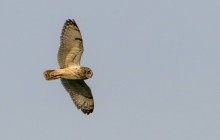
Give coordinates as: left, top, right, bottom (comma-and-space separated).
44, 66, 93, 80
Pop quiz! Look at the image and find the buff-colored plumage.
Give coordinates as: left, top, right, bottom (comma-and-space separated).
43, 19, 94, 115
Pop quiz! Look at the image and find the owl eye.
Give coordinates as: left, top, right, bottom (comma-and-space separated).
85, 71, 90, 75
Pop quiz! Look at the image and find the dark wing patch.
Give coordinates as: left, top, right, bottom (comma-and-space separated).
60, 78, 94, 115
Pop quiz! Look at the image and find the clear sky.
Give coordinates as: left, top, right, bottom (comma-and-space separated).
0, 0, 220, 140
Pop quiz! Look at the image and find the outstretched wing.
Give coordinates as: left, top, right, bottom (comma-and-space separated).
60, 79, 94, 115
58, 19, 83, 68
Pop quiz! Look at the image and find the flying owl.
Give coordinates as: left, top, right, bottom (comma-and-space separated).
43, 19, 94, 115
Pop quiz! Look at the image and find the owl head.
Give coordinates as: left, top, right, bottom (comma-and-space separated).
82, 67, 93, 79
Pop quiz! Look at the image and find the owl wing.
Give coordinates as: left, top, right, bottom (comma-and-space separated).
58, 19, 83, 68
60, 78, 94, 115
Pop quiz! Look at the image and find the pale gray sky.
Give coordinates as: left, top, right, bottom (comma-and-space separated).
0, 0, 220, 140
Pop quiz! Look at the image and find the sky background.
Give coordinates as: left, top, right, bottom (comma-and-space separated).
0, 0, 220, 140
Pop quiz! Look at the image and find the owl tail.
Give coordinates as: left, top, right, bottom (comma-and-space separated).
43, 70, 61, 80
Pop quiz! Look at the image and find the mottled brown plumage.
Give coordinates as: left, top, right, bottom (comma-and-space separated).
43, 19, 94, 115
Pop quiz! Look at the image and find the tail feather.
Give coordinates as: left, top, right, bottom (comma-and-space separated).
43, 70, 61, 80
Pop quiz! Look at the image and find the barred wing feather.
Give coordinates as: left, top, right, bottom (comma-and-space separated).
58, 19, 83, 68
60, 78, 94, 115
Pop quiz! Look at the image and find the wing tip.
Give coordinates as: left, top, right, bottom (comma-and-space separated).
60, 18, 80, 42
81, 108, 94, 115
75, 102, 94, 115
75, 104, 94, 115
65, 19, 78, 27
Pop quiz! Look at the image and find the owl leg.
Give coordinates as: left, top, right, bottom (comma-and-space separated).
43, 70, 62, 80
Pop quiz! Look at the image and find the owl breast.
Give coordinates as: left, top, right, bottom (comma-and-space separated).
58, 66, 93, 80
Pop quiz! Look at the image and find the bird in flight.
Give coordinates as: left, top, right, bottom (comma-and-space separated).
43, 19, 94, 115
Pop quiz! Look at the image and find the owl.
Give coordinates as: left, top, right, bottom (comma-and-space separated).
43, 19, 94, 115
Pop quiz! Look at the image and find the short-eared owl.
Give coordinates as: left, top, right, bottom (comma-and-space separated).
43, 19, 94, 115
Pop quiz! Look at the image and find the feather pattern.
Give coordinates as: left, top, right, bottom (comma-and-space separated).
58, 19, 83, 68
60, 78, 94, 115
